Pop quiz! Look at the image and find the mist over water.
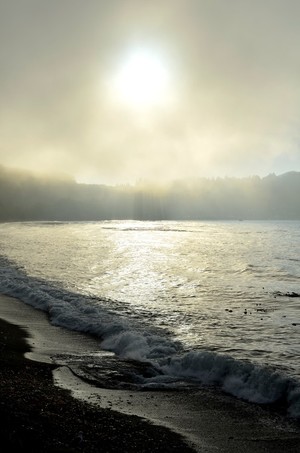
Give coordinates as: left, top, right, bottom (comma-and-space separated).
1, 166, 300, 222
1, 220, 300, 417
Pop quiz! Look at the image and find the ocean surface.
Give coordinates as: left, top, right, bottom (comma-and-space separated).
1, 220, 300, 418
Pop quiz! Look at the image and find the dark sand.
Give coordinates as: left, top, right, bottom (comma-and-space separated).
0, 316, 195, 452
2, 294, 300, 452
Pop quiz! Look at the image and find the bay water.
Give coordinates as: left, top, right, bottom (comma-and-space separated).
0, 220, 300, 417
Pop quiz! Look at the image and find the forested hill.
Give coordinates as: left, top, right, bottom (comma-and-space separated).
1, 166, 300, 221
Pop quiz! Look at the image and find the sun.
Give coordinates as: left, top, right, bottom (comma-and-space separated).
111, 49, 171, 109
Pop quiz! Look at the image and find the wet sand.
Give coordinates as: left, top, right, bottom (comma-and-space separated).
1, 294, 300, 452
0, 307, 193, 452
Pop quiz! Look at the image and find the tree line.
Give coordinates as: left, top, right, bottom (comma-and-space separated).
1, 166, 300, 221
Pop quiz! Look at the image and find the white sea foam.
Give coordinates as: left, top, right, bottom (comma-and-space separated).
1, 254, 300, 418
158, 351, 300, 415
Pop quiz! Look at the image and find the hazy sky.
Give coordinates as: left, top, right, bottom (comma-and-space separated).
1, 0, 300, 184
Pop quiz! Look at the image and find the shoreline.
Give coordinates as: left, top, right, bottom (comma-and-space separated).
2, 294, 300, 452
0, 315, 195, 452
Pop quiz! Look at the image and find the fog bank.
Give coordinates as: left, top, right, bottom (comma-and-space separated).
0, 166, 300, 221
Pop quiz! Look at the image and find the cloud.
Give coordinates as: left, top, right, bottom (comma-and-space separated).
1, 0, 300, 184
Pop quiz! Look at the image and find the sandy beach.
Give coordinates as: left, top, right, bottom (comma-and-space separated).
0, 312, 194, 452
1, 294, 300, 452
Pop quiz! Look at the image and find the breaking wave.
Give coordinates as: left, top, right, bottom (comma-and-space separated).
1, 255, 300, 419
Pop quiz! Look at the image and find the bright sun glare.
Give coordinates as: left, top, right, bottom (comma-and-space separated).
112, 49, 171, 109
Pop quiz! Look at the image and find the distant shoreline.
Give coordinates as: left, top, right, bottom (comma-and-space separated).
1, 166, 300, 221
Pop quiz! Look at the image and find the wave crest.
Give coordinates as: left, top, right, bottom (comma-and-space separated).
1, 254, 300, 418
